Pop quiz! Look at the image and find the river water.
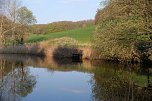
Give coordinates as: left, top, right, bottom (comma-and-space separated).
0, 54, 152, 101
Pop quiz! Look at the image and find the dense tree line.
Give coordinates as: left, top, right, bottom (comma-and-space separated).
93, 0, 152, 63
30, 20, 94, 34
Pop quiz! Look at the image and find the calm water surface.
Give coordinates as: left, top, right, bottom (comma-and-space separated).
0, 55, 152, 101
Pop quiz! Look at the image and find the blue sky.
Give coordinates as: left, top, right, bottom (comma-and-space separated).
23, 0, 101, 24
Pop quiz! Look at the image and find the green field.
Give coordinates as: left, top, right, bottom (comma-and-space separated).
27, 25, 95, 43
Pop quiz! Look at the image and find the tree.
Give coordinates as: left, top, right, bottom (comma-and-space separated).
93, 0, 152, 62
17, 6, 37, 25
0, 0, 37, 46
15, 6, 37, 44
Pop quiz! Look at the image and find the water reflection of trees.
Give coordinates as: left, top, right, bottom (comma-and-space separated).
0, 58, 36, 101
91, 66, 152, 101
0, 54, 152, 101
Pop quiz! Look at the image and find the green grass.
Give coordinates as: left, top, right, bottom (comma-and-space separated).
27, 25, 95, 43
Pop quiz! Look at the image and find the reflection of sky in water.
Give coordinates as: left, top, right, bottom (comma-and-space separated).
1, 55, 151, 101
22, 67, 92, 101
61, 88, 86, 94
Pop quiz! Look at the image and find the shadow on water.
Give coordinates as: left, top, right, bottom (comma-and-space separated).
91, 60, 152, 101
0, 54, 45, 63
0, 54, 152, 101
53, 58, 81, 66
138, 65, 152, 89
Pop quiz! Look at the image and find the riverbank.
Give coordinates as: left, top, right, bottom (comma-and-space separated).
0, 38, 152, 64
1, 42, 152, 64
0, 39, 92, 60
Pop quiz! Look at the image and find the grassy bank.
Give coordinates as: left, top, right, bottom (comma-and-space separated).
27, 25, 95, 43
0, 25, 94, 59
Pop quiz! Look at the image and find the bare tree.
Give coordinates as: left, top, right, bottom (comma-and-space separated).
0, 0, 36, 46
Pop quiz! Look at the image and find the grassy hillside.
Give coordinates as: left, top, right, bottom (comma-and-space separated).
30, 20, 94, 34
27, 25, 95, 43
